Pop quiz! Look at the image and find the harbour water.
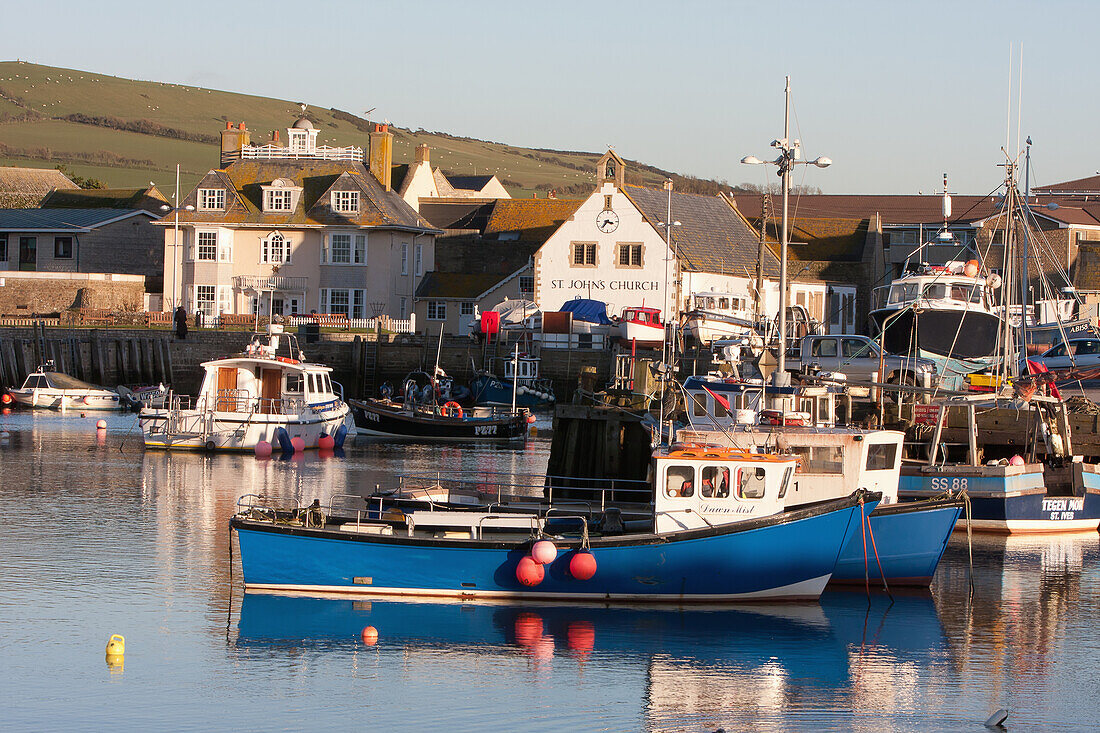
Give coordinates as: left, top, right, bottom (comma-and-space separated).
2, 411, 1099, 731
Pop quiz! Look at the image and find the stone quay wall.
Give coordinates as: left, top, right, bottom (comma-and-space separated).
0, 326, 615, 400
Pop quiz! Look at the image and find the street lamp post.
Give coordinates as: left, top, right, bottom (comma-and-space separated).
742, 76, 831, 401
656, 179, 681, 444
161, 163, 194, 312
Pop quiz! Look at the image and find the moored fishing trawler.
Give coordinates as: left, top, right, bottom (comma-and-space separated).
682, 290, 758, 345
231, 446, 878, 602
7, 361, 121, 410
614, 306, 665, 347
140, 325, 349, 452
679, 376, 963, 586
470, 352, 555, 409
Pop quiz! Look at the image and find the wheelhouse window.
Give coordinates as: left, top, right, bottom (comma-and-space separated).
427, 301, 446, 321
790, 446, 844, 474
285, 373, 303, 393
866, 443, 898, 471
332, 190, 360, 214
617, 243, 642, 267
665, 465, 694, 498
701, 466, 731, 499
198, 188, 226, 210
53, 236, 73, 259
572, 242, 597, 266
261, 232, 290, 263
737, 466, 767, 499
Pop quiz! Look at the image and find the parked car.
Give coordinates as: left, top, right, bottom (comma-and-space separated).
1025, 337, 1100, 372
785, 335, 939, 389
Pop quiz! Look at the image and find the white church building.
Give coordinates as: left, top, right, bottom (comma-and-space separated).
532, 151, 834, 325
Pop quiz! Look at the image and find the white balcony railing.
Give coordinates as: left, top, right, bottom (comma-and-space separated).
233, 275, 308, 292
238, 144, 363, 162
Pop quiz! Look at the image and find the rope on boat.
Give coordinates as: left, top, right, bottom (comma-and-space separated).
864, 507, 893, 602
860, 496, 869, 601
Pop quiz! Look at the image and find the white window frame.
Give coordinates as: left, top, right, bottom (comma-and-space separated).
354, 234, 367, 265
328, 233, 352, 264
401, 242, 408, 275
264, 189, 293, 212
460, 302, 475, 317
194, 284, 217, 318
196, 230, 218, 261
414, 243, 423, 276
332, 190, 360, 214
427, 301, 447, 321
399, 296, 408, 318
261, 231, 291, 264
198, 188, 226, 211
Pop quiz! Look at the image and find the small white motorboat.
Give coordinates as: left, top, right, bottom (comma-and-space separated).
7, 362, 121, 410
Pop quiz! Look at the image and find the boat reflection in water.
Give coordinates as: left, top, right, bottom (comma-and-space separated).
234, 591, 949, 729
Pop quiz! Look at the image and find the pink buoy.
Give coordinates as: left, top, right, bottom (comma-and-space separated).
96, 419, 107, 429
360, 626, 378, 645
569, 551, 597, 581
318, 434, 335, 450
254, 440, 272, 457
290, 436, 306, 453
1009, 455, 1025, 466
531, 540, 557, 565
515, 556, 545, 587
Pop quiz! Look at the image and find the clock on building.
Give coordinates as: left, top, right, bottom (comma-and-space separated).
596, 209, 619, 233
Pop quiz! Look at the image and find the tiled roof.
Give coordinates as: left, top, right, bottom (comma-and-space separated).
745, 214, 869, 262
414, 271, 508, 299
1033, 174, 1100, 194
732, 193, 1002, 226
622, 186, 780, 277
0, 166, 76, 195
169, 160, 436, 231
0, 208, 151, 231
40, 186, 168, 213
484, 198, 583, 240
1032, 205, 1100, 227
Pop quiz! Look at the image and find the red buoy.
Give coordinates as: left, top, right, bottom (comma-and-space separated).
569, 552, 597, 581
318, 434, 335, 450
96, 419, 107, 429
531, 540, 557, 565
360, 626, 378, 645
0, 393, 12, 404
290, 436, 306, 453
254, 440, 273, 457
516, 556, 545, 586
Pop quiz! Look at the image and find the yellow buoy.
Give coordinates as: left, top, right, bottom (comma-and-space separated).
106, 634, 125, 656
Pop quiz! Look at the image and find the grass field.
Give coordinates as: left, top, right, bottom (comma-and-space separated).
0, 60, 688, 197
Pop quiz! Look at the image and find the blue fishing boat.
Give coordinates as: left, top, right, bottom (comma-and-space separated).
231, 447, 878, 602
898, 398, 1100, 533
680, 376, 962, 586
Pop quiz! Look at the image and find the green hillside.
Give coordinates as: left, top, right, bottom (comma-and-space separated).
0, 61, 720, 197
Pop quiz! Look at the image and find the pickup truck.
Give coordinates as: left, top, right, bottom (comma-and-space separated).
784, 334, 939, 389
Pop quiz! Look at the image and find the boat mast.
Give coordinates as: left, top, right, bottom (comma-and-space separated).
1019, 137, 1033, 359
776, 76, 791, 393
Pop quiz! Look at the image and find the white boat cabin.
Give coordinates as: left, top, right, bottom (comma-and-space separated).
653, 447, 796, 533
875, 260, 996, 314
195, 326, 340, 415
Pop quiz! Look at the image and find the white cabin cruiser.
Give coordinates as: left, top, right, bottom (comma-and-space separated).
139, 325, 349, 452
682, 291, 757, 345
7, 362, 121, 410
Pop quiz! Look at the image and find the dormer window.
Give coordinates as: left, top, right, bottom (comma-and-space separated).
332, 190, 359, 214
265, 190, 292, 211
198, 188, 226, 211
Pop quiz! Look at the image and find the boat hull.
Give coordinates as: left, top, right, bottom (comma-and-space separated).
140, 403, 349, 451
8, 389, 120, 410
231, 495, 870, 602
830, 498, 963, 586
870, 307, 1002, 360
899, 463, 1100, 534
683, 315, 755, 345
470, 375, 554, 409
349, 399, 527, 441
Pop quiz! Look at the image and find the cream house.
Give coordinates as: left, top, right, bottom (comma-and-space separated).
159, 118, 439, 325
532, 151, 831, 324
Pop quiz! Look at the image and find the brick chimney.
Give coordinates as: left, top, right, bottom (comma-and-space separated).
369, 123, 393, 191
220, 121, 250, 167
415, 144, 430, 164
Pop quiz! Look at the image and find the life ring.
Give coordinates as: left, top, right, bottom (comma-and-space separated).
276, 356, 299, 365
442, 401, 463, 418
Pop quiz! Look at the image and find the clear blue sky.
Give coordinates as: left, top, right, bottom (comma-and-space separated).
4, 0, 1096, 194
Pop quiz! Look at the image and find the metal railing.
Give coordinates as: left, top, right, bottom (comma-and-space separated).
239, 143, 363, 162
394, 470, 652, 512
232, 275, 309, 291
